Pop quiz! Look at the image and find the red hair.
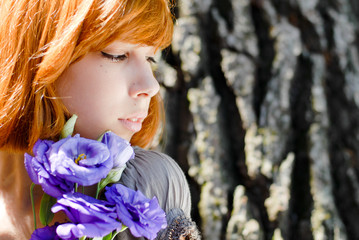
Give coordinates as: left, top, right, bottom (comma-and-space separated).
0, 0, 174, 152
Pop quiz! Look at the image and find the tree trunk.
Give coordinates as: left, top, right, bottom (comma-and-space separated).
157, 0, 359, 239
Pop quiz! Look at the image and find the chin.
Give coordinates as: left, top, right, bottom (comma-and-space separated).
110, 131, 133, 142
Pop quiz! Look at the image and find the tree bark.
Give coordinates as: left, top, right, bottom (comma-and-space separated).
157, 0, 359, 239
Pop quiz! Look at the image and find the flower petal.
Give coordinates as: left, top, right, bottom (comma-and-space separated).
48, 135, 113, 186
101, 131, 134, 168
52, 193, 120, 238
105, 184, 167, 240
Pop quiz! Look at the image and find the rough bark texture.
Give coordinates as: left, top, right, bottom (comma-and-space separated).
156, 0, 359, 239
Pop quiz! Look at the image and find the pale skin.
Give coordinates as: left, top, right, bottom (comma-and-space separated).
0, 41, 160, 239
57, 41, 160, 141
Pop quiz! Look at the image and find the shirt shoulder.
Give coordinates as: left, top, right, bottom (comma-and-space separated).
120, 147, 192, 216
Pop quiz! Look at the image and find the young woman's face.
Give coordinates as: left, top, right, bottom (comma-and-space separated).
56, 41, 160, 141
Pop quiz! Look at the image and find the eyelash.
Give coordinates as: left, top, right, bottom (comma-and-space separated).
147, 57, 157, 64
101, 51, 127, 62
101, 51, 157, 64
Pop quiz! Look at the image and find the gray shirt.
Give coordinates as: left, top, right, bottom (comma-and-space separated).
116, 147, 200, 240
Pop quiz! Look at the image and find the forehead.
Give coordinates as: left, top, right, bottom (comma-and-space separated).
103, 41, 157, 53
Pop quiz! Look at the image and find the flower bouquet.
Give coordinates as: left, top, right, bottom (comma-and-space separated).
25, 115, 167, 240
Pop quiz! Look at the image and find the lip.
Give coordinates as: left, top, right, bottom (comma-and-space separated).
118, 113, 148, 133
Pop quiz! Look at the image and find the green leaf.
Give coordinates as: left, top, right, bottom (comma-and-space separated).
92, 227, 126, 240
102, 232, 113, 240
39, 193, 57, 226
98, 166, 126, 193
96, 131, 108, 142
110, 227, 127, 240
93, 232, 113, 240
30, 183, 37, 230
118, 225, 128, 232
60, 114, 78, 139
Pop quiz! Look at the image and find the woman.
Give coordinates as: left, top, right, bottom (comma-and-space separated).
0, 0, 200, 239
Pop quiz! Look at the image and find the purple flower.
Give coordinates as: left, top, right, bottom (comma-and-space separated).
24, 140, 74, 198
101, 131, 134, 168
52, 193, 120, 239
105, 184, 167, 240
29, 224, 61, 240
48, 134, 113, 186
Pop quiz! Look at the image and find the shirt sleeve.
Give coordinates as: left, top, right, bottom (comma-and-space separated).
115, 147, 201, 240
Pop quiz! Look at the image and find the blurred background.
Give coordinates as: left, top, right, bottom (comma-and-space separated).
155, 0, 359, 239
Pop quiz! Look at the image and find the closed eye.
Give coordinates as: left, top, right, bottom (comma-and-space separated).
147, 57, 157, 64
101, 51, 127, 62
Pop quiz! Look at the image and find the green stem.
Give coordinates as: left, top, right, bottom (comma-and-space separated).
111, 231, 120, 240
96, 182, 100, 199
30, 183, 37, 230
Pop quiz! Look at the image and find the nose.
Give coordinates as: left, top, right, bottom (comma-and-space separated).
129, 64, 160, 98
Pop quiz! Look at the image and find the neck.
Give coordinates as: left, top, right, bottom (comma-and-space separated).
0, 151, 31, 204
0, 150, 41, 239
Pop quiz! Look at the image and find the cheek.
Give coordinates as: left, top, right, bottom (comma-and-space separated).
56, 68, 98, 112
59, 68, 129, 114
56, 53, 132, 116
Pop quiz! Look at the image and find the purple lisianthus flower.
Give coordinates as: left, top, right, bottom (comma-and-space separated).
101, 131, 134, 168
48, 134, 113, 186
24, 140, 74, 198
29, 223, 61, 240
105, 184, 167, 240
52, 193, 120, 239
